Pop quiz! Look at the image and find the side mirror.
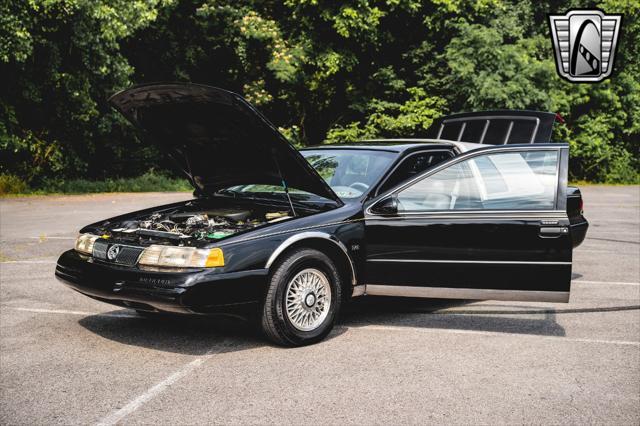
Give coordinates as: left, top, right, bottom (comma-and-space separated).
371, 196, 399, 215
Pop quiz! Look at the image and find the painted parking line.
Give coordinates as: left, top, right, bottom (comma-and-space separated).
428, 305, 640, 316
360, 325, 640, 346
8, 305, 639, 348
574, 249, 636, 254
29, 236, 76, 240
96, 355, 209, 426
573, 280, 640, 286
4, 305, 231, 425
5, 306, 227, 425
96, 341, 230, 426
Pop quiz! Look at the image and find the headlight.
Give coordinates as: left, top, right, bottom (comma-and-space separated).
75, 234, 99, 255
138, 245, 224, 268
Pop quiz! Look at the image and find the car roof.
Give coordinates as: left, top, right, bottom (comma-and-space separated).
300, 139, 483, 154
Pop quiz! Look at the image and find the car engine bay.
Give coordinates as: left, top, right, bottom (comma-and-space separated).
97, 204, 292, 246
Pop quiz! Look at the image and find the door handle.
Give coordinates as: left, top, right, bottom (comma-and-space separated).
539, 226, 569, 237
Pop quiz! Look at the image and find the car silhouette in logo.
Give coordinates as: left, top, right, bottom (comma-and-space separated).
549, 9, 622, 82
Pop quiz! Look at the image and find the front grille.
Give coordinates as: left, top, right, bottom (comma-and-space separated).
115, 246, 143, 266
127, 278, 180, 289
92, 240, 143, 266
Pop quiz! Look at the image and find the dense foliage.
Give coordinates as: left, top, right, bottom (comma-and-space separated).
1, 0, 638, 190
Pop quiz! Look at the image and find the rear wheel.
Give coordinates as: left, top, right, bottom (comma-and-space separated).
261, 248, 342, 346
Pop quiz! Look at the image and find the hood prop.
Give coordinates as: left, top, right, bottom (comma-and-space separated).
170, 148, 201, 194
272, 149, 297, 217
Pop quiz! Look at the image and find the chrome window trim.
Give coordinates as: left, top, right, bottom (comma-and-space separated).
366, 144, 567, 217
479, 119, 490, 143
264, 231, 357, 286
359, 139, 475, 154
367, 259, 571, 265
456, 122, 467, 141
503, 121, 515, 144
369, 209, 564, 215
363, 285, 569, 303
365, 211, 567, 221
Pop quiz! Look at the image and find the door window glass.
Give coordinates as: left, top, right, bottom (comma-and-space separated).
378, 151, 453, 194
395, 150, 558, 211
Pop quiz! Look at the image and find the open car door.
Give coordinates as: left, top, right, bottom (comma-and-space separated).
364, 143, 572, 303
426, 110, 557, 145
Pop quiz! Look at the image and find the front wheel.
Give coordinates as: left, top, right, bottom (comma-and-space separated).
261, 248, 342, 346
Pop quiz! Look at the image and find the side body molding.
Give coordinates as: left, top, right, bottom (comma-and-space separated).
265, 231, 357, 286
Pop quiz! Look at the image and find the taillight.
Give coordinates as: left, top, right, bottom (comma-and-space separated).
579, 198, 584, 214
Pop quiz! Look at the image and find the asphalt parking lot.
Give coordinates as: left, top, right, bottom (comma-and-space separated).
1, 186, 639, 425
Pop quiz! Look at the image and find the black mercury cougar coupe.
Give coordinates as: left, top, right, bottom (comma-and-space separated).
56, 83, 589, 346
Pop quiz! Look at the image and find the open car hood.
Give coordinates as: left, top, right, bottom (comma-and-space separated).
109, 83, 341, 204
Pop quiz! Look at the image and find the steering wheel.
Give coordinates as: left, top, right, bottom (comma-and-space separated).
349, 182, 370, 192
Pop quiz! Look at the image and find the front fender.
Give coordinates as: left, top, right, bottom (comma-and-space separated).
219, 220, 365, 286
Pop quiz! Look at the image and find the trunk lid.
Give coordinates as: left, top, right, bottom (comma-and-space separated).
426, 110, 557, 145
109, 83, 342, 204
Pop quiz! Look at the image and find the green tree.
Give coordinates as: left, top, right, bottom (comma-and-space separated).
1, 0, 638, 187
1, 0, 173, 182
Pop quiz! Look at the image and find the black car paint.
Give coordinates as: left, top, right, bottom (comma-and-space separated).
56, 143, 459, 313
363, 144, 576, 295
55, 85, 587, 314
567, 186, 589, 248
108, 83, 342, 203
56, 196, 366, 313
56, 142, 588, 313
364, 215, 572, 292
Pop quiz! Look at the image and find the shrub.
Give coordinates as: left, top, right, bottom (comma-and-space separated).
0, 174, 29, 195
37, 171, 192, 194
0, 171, 192, 195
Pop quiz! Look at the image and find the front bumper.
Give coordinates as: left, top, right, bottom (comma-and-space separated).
55, 250, 268, 314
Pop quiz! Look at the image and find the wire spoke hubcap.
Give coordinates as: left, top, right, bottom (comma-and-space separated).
285, 268, 332, 332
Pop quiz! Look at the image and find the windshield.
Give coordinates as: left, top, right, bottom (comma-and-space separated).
301, 149, 397, 198
219, 149, 397, 200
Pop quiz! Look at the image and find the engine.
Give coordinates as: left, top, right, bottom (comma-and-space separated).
101, 207, 291, 245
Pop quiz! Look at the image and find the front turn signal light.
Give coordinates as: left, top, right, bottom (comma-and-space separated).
205, 248, 225, 267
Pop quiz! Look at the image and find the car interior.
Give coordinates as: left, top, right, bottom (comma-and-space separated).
395, 150, 558, 212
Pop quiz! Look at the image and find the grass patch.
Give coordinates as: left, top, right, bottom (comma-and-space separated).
569, 180, 640, 186
0, 171, 192, 196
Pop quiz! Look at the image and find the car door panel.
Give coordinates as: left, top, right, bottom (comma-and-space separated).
364, 144, 572, 302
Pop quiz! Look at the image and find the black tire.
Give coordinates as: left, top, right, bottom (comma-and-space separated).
261, 248, 342, 346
